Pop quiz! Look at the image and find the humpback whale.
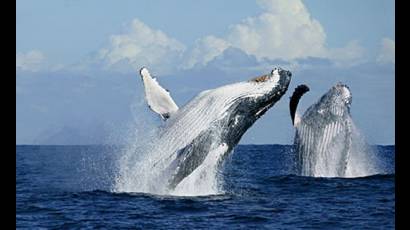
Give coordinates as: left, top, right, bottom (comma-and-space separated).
139, 67, 292, 191
290, 83, 354, 177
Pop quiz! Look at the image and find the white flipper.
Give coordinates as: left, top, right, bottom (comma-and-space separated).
139, 67, 179, 120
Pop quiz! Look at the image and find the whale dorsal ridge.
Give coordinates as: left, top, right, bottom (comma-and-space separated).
139, 67, 179, 120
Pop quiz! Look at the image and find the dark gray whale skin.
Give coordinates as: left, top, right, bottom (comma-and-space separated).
166, 68, 292, 189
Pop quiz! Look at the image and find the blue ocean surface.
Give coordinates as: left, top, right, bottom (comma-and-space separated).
16, 145, 394, 229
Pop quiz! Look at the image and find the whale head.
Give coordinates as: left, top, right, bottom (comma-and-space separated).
161, 67, 292, 190
311, 82, 352, 117
195, 67, 292, 149
330, 83, 352, 107
247, 67, 292, 116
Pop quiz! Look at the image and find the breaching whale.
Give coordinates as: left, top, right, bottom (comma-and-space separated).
139, 67, 292, 191
290, 83, 355, 177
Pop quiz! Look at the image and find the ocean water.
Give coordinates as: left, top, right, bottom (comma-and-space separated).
16, 145, 394, 229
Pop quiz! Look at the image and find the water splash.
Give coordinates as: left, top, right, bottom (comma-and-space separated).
112, 101, 161, 194
113, 125, 227, 196
171, 143, 228, 196
343, 118, 382, 177
296, 116, 383, 178
113, 97, 226, 196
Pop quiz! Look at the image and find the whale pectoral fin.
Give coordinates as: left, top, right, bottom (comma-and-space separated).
290, 84, 310, 126
139, 67, 179, 120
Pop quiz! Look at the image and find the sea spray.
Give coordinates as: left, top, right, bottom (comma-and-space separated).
343, 118, 381, 177
113, 96, 161, 193
113, 97, 226, 196
171, 143, 228, 196
296, 115, 383, 178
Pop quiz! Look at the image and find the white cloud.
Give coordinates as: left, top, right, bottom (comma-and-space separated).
182, 36, 230, 69
328, 40, 365, 66
97, 18, 186, 74
16, 50, 45, 72
377, 38, 395, 64
185, 0, 363, 68
227, 0, 328, 60
75, 1, 368, 73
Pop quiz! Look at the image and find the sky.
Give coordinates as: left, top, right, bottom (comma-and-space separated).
16, 0, 395, 145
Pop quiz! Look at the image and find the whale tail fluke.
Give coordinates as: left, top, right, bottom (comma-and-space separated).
289, 84, 310, 126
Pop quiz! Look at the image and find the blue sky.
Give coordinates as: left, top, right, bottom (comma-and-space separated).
16, 0, 395, 145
